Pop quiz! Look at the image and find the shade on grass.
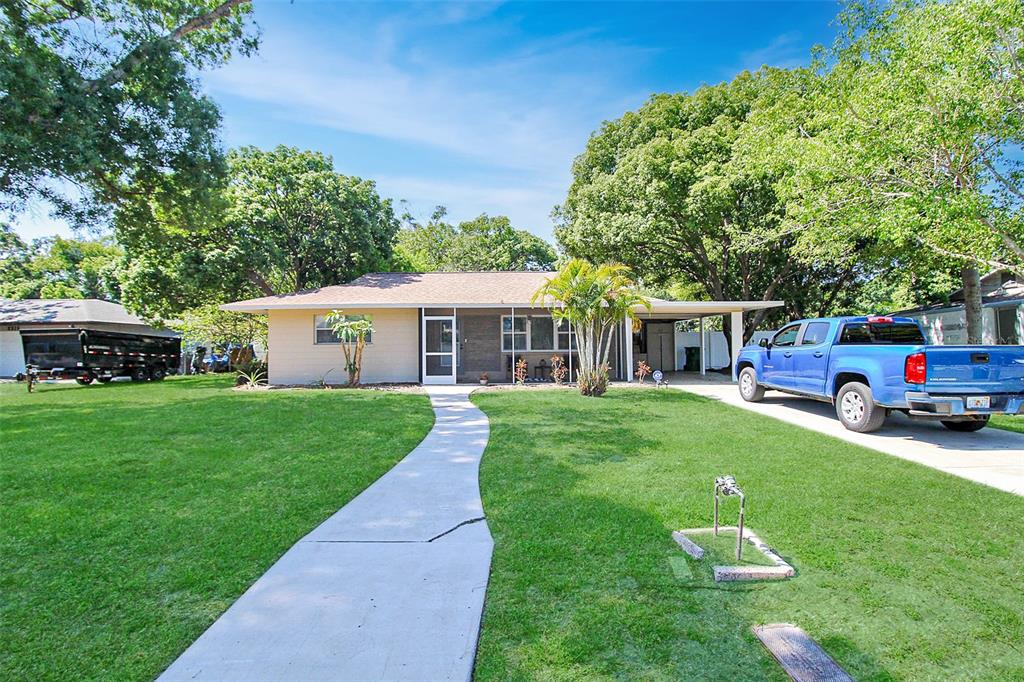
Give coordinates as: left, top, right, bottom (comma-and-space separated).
0, 376, 433, 681
473, 388, 1024, 681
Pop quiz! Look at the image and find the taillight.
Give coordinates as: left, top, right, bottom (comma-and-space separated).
904, 352, 926, 384
868, 315, 894, 324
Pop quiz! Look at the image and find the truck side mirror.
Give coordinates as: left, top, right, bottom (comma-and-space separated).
758, 338, 769, 348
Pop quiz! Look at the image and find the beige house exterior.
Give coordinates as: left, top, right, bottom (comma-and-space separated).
223, 272, 783, 386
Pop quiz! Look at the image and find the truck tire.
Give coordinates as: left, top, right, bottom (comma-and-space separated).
941, 417, 989, 432
96, 376, 112, 384
130, 367, 150, 382
738, 367, 765, 402
836, 382, 886, 433
150, 367, 166, 381
75, 374, 93, 386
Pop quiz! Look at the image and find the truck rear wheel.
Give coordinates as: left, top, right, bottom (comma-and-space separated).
738, 367, 765, 402
941, 417, 989, 432
95, 376, 112, 384
130, 367, 150, 382
75, 374, 93, 386
836, 382, 886, 433
150, 367, 166, 381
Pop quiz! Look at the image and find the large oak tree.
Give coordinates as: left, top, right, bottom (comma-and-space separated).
117, 146, 400, 318
0, 0, 257, 224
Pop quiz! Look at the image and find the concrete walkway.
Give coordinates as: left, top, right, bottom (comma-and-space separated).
670, 375, 1024, 496
159, 386, 493, 682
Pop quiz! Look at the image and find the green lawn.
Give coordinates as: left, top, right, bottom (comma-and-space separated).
991, 414, 1024, 434
0, 376, 433, 681
473, 388, 1024, 681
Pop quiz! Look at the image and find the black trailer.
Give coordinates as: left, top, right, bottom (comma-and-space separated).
20, 328, 181, 384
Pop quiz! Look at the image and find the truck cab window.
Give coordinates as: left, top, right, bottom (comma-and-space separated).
772, 324, 801, 347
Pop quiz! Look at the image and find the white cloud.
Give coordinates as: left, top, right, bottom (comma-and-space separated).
203, 6, 650, 239
735, 31, 810, 73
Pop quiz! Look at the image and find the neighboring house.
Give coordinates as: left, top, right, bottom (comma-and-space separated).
894, 270, 1023, 345
222, 272, 782, 385
0, 298, 178, 377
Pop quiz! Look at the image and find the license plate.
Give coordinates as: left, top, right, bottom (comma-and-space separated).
966, 396, 990, 409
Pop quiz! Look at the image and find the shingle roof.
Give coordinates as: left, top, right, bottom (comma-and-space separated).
0, 298, 152, 325
222, 272, 557, 310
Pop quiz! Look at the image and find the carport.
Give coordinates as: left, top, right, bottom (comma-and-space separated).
625, 299, 784, 381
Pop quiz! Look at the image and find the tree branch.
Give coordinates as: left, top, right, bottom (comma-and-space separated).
87, 0, 248, 93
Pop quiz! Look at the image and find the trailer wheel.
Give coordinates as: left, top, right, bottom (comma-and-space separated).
75, 374, 93, 386
150, 367, 166, 381
130, 367, 150, 382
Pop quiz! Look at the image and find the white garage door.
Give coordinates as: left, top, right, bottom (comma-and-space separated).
0, 330, 26, 377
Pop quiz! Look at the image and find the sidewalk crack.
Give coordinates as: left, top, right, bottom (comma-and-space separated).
427, 516, 486, 543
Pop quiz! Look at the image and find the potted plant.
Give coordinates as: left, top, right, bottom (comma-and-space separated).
479, 372, 489, 385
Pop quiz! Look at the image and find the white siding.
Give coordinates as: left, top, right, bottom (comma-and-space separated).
267, 308, 419, 385
0, 330, 25, 377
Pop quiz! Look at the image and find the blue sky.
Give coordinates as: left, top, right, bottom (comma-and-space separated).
12, 0, 842, 243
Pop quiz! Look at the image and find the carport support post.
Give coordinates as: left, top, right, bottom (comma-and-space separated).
730, 311, 743, 381
698, 316, 706, 376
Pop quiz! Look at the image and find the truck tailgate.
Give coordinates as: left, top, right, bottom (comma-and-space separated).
924, 346, 1024, 394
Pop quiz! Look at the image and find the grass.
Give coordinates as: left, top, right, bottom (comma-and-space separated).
472, 388, 1024, 681
0, 375, 433, 681
990, 414, 1024, 434
684, 530, 779, 568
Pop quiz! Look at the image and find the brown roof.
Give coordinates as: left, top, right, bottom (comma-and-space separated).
222, 272, 556, 310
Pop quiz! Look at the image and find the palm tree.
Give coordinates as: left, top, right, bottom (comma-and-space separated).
532, 259, 649, 396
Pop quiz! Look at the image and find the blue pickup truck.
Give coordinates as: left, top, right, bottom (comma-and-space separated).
735, 315, 1024, 433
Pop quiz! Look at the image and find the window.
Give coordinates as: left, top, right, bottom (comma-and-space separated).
772, 323, 801, 347
531, 317, 554, 350
501, 316, 527, 351
839, 322, 924, 345
501, 315, 574, 352
315, 314, 372, 345
800, 322, 830, 346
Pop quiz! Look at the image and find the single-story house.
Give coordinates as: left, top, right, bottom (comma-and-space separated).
894, 270, 1023, 345
0, 298, 179, 377
222, 272, 783, 386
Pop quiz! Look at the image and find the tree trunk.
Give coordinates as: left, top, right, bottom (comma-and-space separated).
961, 266, 983, 344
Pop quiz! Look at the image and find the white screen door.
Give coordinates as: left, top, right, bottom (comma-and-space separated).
422, 315, 456, 384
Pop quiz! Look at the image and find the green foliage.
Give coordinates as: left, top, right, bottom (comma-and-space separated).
0, 0, 258, 226
744, 0, 1024, 332
171, 303, 267, 347
0, 225, 123, 300
556, 71, 860, 338
395, 208, 556, 272
117, 146, 400, 318
532, 259, 648, 396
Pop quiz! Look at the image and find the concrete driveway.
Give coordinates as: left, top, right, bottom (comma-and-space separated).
669, 375, 1024, 496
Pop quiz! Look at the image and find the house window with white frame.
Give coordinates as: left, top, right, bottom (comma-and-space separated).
501, 315, 576, 352
314, 314, 372, 345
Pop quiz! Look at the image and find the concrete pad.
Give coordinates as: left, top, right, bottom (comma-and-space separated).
669, 377, 1024, 496
753, 623, 853, 682
159, 387, 493, 682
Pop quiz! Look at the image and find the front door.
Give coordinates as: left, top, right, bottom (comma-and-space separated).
423, 316, 456, 385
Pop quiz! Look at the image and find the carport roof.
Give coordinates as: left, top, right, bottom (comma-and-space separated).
221, 272, 784, 315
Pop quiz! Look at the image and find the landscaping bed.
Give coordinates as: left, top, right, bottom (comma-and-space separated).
473, 388, 1024, 681
0, 375, 434, 681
